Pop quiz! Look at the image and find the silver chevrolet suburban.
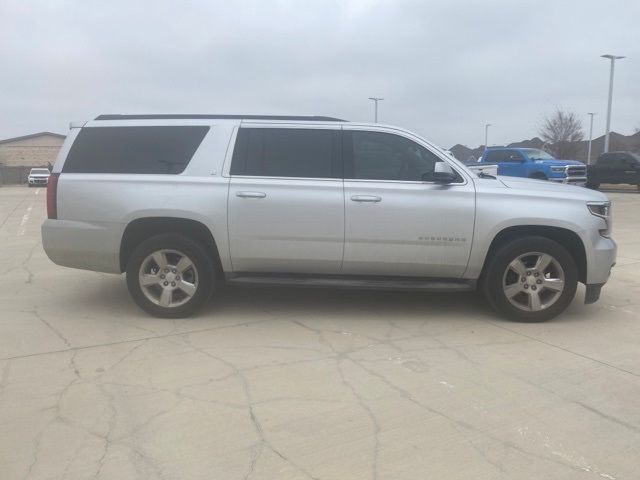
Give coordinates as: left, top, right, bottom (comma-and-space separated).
42, 114, 616, 321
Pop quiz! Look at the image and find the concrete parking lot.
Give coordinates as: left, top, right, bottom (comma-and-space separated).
1, 185, 639, 480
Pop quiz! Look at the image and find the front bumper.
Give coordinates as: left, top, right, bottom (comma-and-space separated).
28, 178, 49, 185
587, 234, 616, 285
582, 230, 616, 304
549, 176, 587, 186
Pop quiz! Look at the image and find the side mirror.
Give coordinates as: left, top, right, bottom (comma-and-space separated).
423, 162, 457, 183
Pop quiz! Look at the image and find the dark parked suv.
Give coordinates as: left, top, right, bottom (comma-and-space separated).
587, 152, 640, 190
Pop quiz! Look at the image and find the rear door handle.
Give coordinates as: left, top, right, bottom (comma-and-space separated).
236, 191, 266, 199
351, 195, 382, 203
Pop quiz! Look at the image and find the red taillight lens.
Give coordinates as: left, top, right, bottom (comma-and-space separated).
46, 173, 59, 219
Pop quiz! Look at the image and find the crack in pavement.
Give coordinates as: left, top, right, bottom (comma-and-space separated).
485, 320, 640, 378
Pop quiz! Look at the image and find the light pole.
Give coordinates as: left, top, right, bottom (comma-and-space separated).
484, 123, 492, 153
601, 54, 625, 153
368, 97, 383, 123
587, 112, 596, 164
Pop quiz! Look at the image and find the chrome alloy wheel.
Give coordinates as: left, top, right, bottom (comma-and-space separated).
502, 252, 565, 312
138, 249, 199, 308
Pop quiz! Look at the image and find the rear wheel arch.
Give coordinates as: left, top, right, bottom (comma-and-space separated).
480, 225, 587, 284
120, 217, 223, 274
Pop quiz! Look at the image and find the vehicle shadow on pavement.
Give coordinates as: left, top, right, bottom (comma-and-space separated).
66, 275, 495, 322
209, 285, 496, 321
57, 274, 592, 325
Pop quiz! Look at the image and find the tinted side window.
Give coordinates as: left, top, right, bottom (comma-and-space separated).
63, 126, 209, 174
484, 150, 505, 162
503, 150, 524, 162
619, 154, 637, 164
599, 154, 626, 165
344, 131, 447, 181
230, 128, 340, 178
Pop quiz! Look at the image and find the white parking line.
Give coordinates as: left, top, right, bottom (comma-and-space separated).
18, 204, 33, 236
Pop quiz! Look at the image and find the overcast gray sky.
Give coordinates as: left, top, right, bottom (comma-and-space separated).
1, 0, 638, 148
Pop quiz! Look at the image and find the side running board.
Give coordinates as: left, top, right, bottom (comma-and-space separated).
225, 274, 476, 292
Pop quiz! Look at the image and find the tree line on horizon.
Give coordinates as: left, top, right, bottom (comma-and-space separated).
451, 109, 640, 162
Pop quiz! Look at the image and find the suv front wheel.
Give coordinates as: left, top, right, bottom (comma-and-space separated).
126, 234, 214, 318
482, 236, 578, 322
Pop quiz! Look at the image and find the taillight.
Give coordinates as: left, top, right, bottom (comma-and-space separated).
47, 173, 60, 219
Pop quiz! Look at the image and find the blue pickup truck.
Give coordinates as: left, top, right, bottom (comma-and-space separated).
476, 147, 587, 185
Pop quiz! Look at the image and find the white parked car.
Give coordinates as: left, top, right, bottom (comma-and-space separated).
28, 168, 51, 187
42, 114, 616, 321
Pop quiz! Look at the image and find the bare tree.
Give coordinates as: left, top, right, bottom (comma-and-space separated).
538, 108, 584, 159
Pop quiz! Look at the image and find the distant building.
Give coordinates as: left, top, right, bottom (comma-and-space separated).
0, 132, 66, 167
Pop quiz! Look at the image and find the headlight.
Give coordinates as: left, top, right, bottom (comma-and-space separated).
588, 202, 612, 237
588, 202, 610, 218
550, 166, 566, 173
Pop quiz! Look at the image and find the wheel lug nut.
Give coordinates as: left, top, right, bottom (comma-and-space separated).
171, 282, 176, 287
164, 269, 169, 273
172, 269, 177, 274
523, 284, 529, 289
536, 279, 542, 284
176, 276, 180, 281
521, 277, 526, 282
163, 281, 169, 286
526, 271, 532, 276
531, 285, 537, 291
160, 274, 165, 279
534, 272, 539, 277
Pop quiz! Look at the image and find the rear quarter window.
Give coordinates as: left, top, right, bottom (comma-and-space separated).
62, 126, 209, 174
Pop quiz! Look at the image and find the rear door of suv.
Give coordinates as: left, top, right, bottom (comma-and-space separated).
226, 124, 344, 273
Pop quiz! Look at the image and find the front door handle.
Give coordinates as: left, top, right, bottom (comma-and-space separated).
236, 191, 267, 199
351, 195, 382, 203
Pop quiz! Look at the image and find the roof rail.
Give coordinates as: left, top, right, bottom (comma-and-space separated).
95, 114, 347, 122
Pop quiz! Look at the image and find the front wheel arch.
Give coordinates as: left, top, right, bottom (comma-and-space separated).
480, 225, 587, 285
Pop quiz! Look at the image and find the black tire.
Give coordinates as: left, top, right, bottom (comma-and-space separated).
529, 173, 548, 181
126, 234, 215, 318
586, 182, 600, 190
482, 236, 578, 322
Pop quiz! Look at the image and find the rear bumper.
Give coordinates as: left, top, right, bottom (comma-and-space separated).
42, 219, 123, 274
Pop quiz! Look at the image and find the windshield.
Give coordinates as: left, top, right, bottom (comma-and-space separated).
30, 169, 50, 174
524, 149, 556, 161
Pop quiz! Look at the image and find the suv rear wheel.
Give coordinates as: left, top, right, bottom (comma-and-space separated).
126, 234, 214, 318
482, 236, 578, 322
